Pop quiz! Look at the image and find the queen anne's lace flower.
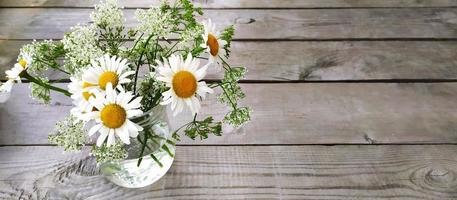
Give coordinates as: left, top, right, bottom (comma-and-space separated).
62, 25, 103, 74
91, 141, 127, 162
91, 0, 125, 28
48, 115, 87, 151
135, 7, 173, 39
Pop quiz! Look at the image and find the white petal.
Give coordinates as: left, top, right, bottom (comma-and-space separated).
107, 129, 116, 146
127, 109, 143, 118
106, 83, 116, 103
88, 124, 102, 136
184, 53, 193, 68
174, 99, 184, 116
170, 95, 178, 110
126, 97, 142, 109
116, 125, 130, 144
195, 64, 208, 80
126, 120, 140, 137
96, 130, 109, 147
191, 96, 201, 114
185, 98, 195, 114
88, 96, 103, 111
119, 79, 131, 84
119, 70, 135, 80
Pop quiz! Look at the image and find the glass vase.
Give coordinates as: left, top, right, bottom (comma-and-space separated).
99, 105, 175, 188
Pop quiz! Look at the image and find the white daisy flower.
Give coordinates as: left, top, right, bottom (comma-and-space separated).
68, 77, 96, 120
5, 55, 31, 83
200, 19, 227, 70
156, 53, 213, 116
1, 55, 32, 96
86, 83, 144, 146
82, 55, 134, 92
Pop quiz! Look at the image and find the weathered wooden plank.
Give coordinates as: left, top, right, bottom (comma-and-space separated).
2, 83, 457, 145
2, 0, 457, 8
2, 8, 457, 40
3, 40, 457, 81
1, 145, 457, 199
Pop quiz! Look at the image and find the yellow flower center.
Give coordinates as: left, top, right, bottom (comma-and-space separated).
100, 104, 127, 129
83, 82, 95, 88
98, 71, 119, 90
172, 71, 197, 98
82, 82, 95, 101
18, 59, 27, 68
207, 33, 219, 56
82, 92, 94, 101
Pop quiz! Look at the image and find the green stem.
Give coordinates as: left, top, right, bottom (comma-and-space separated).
133, 34, 155, 94
219, 82, 237, 110
163, 41, 179, 57
219, 56, 232, 71
35, 58, 70, 75
137, 131, 149, 167
21, 72, 71, 96
218, 57, 239, 102
128, 33, 144, 57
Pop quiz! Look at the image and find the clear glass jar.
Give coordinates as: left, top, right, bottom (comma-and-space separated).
99, 105, 175, 188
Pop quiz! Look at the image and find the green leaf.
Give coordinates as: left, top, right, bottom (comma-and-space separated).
30, 77, 51, 104
220, 25, 235, 57
183, 116, 222, 140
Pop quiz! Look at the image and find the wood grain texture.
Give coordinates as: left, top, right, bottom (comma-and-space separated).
2, 0, 457, 8
1, 145, 457, 199
2, 8, 457, 40
2, 83, 457, 145
3, 40, 457, 81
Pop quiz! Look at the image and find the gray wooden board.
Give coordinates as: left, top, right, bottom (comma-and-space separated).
1, 145, 457, 199
3, 40, 457, 81
2, 0, 457, 8
2, 83, 457, 145
2, 8, 457, 40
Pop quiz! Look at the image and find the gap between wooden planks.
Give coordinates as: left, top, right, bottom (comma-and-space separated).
2, 8, 457, 40
2, 40, 457, 81
1, 82, 457, 146
1, 145, 457, 199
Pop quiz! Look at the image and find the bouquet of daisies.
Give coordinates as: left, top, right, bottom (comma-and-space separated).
0, 0, 251, 164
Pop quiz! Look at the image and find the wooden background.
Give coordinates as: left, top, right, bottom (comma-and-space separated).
1, 0, 457, 199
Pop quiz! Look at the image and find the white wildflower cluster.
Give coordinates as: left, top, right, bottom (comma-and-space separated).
48, 115, 87, 152
19, 40, 61, 74
179, 25, 204, 49
135, 7, 174, 39
18, 42, 36, 64
62, 25, 103, 74
91, 141, 128, 163
90, 0, 124, 28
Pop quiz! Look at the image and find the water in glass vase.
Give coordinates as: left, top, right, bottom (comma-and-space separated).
99, 106, 175, 188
